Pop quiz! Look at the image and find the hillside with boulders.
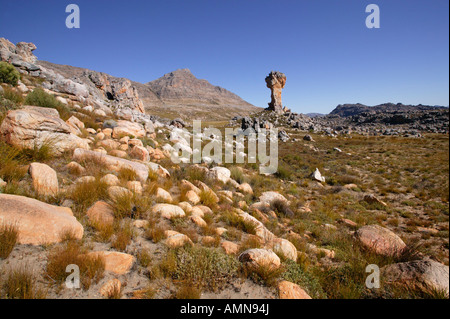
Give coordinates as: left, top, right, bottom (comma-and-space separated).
0, 37, 449, 300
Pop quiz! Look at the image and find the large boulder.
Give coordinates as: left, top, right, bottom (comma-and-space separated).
381, 259, 449, 295
29, 162, 59, 196
0, 194, 83, 245
0, 106, 90, 155
355, 225, 406, 257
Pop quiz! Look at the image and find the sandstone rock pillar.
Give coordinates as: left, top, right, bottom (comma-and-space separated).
265, 71, 286, 114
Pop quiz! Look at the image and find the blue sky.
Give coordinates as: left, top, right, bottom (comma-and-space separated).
1, 0, 448, 113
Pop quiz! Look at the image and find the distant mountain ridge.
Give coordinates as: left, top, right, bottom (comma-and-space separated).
330, 103, 448, 117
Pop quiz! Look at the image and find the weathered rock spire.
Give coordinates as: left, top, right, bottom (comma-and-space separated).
265, 71, 286, 114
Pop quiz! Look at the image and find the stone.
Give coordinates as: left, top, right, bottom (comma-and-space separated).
311, 168, 326, 183
181, 179, 201, 195
128, 139, 143, 148
238, 183, 253, 195
75, 176, 95, 184
178, 202, 193, 214
73, 148, 150, 183
29, 162, 59, 196
381, 258, 449, 294
129, 145, 150, 162
221, 241, 240, 255
303, 135, 314, 142
98, 139, 121, 150
209, 166, 231, 184
165, 233, 193, 248
0, 106, 90, 155
100, 174, 119, 186
108, 186, 132, 201
191, 214, 207, 227
152, 204, 185, 220
269, 238, 298, 261
259, 191, 288, 206
66, 161, 86, 175
238, 248, 281, 271
185, 190, 200, 205
307, 244, 335, 259
112, 120, 145, 139
86, 201, 114, 226
355, 225, 406, 257
364, 194, 387, 207
265, 71, 286, 114
87, 251, 135, 275
0, 194, 83, 245
126, 181, 143, 194
236, 210, 276, 243
278, 281, 312, 299
156, 188, 173, 203
109, 150, 128, 158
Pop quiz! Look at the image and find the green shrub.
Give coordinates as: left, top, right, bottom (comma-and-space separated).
0, 62, 20, 86
25, 88, 71, 120
160, 246, 240, 291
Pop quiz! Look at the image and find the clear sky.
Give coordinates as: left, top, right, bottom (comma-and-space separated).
1, 0, 448, 114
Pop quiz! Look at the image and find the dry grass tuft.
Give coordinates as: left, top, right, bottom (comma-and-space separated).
0, 222, 18, 259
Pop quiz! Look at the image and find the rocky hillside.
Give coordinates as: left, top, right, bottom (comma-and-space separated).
1, 37, 259, 122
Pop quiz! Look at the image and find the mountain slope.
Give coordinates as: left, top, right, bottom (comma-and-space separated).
145, 69, 260, 120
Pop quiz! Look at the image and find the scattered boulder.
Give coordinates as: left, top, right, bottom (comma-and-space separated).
355, 225, 406, 257
209, 166, 231, 184
238, 248, 281, 271
0, 194, 83, 245
270, 238, 298, 261
100, 174, 119, 186
278, 281, 312, 299
364, 194, 387, 207
29, 162, 59, 196
221, 241, 240, 255
165, 233, 193, 248
311, 168, 325, 183
108, 186, 132, 201
87, 251, 135, 275
152, 204, 185, 220
156, 188, 173, 203
86, 201, 114, 226
381, 258, 449, 295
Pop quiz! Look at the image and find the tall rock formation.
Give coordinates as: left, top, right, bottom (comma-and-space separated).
265, 71, 286, 114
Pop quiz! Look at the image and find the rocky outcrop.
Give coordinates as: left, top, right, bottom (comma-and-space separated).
0, 194, 83, 245
265, 71, 286, 114
0, 106, 90, 155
